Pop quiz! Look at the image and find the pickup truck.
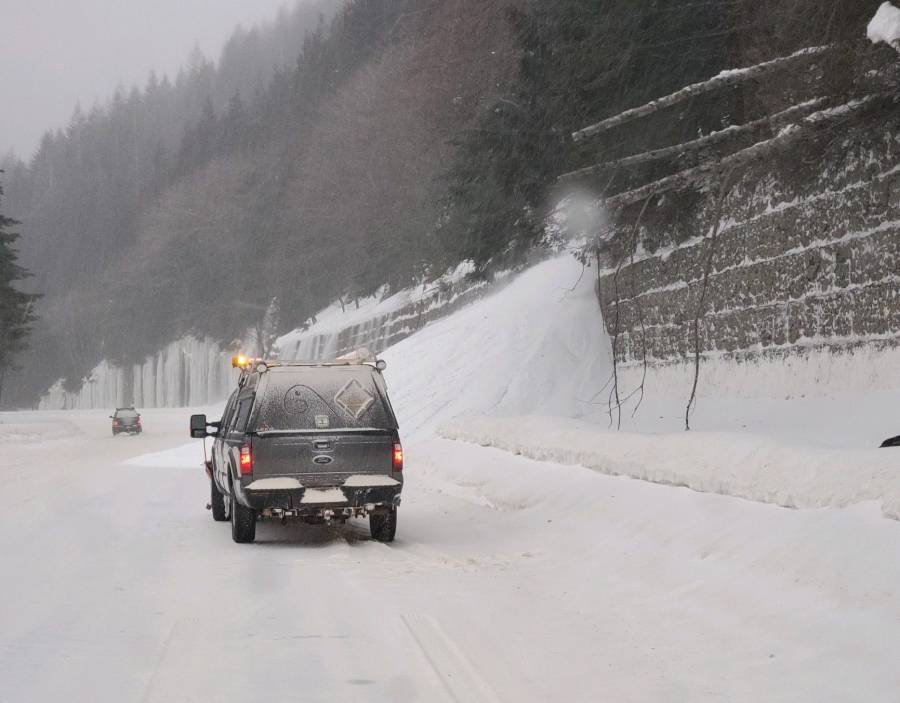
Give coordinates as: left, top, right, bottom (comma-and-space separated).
191, 358, 403, 544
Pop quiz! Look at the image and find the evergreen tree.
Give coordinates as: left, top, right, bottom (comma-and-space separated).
437, 0, 732, 272
0, 174, 38, 405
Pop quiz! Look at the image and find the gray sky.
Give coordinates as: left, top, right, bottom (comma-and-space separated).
0, 0, 293, 159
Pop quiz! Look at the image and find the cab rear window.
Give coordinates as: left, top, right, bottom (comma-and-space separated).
233, 398, 254, 432
252, 369, 396, 431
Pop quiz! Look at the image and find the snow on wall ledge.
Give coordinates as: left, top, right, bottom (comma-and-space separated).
440, 415, 900, 521
274, 262, 510, 364
40, 336, 235, 410
600, 116, 900, 373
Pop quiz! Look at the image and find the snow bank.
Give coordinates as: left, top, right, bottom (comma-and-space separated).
382, 255, 613, 438
440, 415, 900, 520
868, 2, 900, 50
0, 417, 80, 443
618, 343, 900, 400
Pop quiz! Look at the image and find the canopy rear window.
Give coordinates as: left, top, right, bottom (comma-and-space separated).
252, 368, 396, 432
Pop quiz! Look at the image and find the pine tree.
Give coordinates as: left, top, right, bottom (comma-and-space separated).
0, 173, 38, 405
437, 0, 733, 272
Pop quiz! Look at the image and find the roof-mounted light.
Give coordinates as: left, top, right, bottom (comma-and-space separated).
375, 359, 387, 371
231, 354, 251, 369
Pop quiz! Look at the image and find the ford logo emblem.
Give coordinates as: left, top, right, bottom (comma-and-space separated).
313, 455, 333, 465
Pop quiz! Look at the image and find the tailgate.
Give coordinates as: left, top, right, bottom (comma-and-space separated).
251, 430, 394, 485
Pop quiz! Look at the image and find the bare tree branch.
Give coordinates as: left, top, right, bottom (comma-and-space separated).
685, 169, 739, 431
606, 194, 653, 429
628, 196, 654, 417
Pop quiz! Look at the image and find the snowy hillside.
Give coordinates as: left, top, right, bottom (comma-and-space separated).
380, 256, 613, 437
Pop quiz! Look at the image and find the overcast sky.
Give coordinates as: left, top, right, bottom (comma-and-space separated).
0, 0, 294, 159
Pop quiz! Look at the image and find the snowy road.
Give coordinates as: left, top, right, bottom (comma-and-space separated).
2, 409, 900, 702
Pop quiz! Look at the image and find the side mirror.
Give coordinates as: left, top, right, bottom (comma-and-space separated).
190, 414, 209, 439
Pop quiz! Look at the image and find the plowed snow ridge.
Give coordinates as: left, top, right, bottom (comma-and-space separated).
440, 415, 900, 519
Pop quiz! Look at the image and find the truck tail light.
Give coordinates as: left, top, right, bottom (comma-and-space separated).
239, 442, 253, 475
392, 442, 404, 472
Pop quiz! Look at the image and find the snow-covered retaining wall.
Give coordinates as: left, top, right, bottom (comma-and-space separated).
601, 115, 900, 379
275, 265, 511, 363
440, 415, 900, 520
40, 336, 234, 410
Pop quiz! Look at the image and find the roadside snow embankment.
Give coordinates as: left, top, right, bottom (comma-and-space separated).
0, 416, 81, 444
382, 256, 613, 438
440, 415, 900, 520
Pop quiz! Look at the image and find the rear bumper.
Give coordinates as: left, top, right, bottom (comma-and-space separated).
235, 477, 402, 514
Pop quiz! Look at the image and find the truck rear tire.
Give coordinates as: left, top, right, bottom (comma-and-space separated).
369, 508, 397, 543
210, 479, 228, 522
231, 494, 257, 543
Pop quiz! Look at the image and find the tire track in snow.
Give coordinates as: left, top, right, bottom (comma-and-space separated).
401, 614, 503, 703
140, 619, 179, 703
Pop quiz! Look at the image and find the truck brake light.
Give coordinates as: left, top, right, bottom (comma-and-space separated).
239, 442, 253, 475
392, 442, 404, 472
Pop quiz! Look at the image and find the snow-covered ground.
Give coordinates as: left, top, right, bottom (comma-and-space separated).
4, 256, 900, 702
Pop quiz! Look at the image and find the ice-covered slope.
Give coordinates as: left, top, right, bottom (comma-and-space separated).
380, 256, 613, 438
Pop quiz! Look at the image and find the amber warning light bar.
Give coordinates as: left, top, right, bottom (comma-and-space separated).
231, 354, 252, 369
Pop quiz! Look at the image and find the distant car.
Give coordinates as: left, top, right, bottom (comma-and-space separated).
111, 407, 142, 436
190, 355, 403, 544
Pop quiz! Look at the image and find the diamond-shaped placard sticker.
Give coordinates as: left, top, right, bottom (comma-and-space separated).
334, 379, 375, 420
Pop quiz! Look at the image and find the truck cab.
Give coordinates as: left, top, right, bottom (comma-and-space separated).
191, 357, 403, 544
